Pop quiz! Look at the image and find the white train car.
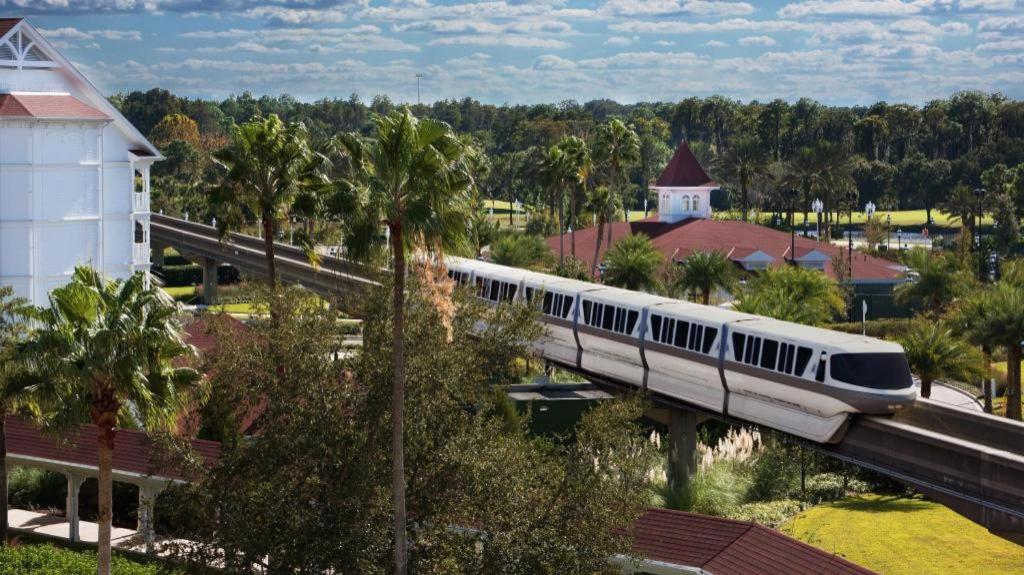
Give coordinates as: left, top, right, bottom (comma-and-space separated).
446, 256, 916, 444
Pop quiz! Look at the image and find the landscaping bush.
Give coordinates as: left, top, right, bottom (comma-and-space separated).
803, 472, 869, 503
747, 441, 798, 502
157, 264, 240, 287
831, 317, 913, 340
664, 461, 751, 517
731, 499, 803, 528
0, 544, 175, 575
8, 468, 66, 510
525, 212, 556, 236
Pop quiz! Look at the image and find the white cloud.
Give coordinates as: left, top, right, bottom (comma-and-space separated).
703, 40, 730, 47
739, 35, 777, 46
428, 36, 571, 49
778, 0, 939, 18
958, 0, 1018, 10
977, 38, 1024, 50
599, 0, 755, 16
655, 40, 677, 46
611, 18, 809, 34
605, 36, 634, 46
533, 55, 577, 70
40, 27, 142, 42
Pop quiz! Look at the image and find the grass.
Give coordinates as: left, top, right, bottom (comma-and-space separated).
781, 494, 1024, 575
739, 209, 995, 228
161, 286, 197, 298
0, 542, 178, 575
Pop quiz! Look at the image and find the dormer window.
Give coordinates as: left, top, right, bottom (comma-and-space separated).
0, 27, 57, 70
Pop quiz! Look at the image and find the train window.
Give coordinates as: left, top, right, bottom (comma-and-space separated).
784, 344, 796, 374
489, 281, 500, 301
662, 318, 676, 345
830, 353, 914, 390
561, 295, 573, 319
626, 310, 639, 334
670, 321, 685, 348
732, 333, 746, 361
542, 292, 554, 314
760, 339, 779, 370
796, 347, 813, 376
702, 327, 718, 354
582, 300, 593, 323
815, 353, 827, 383
602, 305, 615, 330
650, 314, 663, 340
751, 337, 762, 365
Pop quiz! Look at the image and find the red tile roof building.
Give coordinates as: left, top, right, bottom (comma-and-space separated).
628, 508, 878, 574
656, 141, 717, 188
0, 93, 110, 120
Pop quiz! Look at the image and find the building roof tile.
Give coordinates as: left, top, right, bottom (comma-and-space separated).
630, 508, 877, 575
655, 142, 716, 187
0, 18, 21, 39
0, 93, 110, 121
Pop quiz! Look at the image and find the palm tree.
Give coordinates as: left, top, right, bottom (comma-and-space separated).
603, 235, 663, 292
593, 119, 640, 248
814, 141, 855, 240
22, 268, 201, 575
334, 109, 474, 575
211, 114, 323, 287
540, 145, 570, 264
585, 185, 621, 276
787, 146, 824, 236
0, 286, 33, 545
673, 250, 736, 305
714, 137, 766, 222
895, 248, 972, 314
899, 319, 984, 399
557, 136, 592, 259
959, 282, 1024, 420
734, 266, 846, 326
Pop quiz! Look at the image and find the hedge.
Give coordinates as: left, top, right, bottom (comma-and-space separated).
0, 544, 176, 575
155, 264, 240, 287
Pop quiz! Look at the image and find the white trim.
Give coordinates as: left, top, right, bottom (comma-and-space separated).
610, 555, 710, 575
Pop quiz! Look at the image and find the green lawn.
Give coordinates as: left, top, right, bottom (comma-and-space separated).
781, 494, 1024, 575
743, 209, 994, 228
161, 286, 197, 298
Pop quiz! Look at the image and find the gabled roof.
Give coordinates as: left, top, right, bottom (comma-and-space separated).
629, 508, 878, 575
655, 141, 715, 188
0, 93, 110, 120
1, 19, 162, 159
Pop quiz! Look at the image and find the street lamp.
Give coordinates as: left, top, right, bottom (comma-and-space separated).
896, 227, 903, 250
811, 198, 823, 241
973, 187, 986, 241
990, 252, 998, 282
865, 201, 876, 220
846, 191, 857, 278
885, 213, 892, 251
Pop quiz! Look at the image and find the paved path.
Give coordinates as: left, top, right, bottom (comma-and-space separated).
10, 508, 154, 554
918, 382, 983, 412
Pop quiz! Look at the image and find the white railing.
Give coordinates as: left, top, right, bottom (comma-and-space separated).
133, 192, 149, 213
133, 242, 150, 265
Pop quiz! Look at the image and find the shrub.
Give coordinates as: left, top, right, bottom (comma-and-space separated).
0, 544, 174, 575
8, 468, 66, 510
552, 256, 592, 281
730, 499, 803, 528
660, 460, 750, 517
490, 234, 553, 269
157, 264, 240, 287
747, 441, 798, 502
803, 472, 869, 503
525, 212, 556, 236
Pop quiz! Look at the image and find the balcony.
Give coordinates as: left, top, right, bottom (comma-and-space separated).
133, 241, 150, 266
133, 192, 149, 213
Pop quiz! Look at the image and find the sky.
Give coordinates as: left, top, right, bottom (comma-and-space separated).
5, 0, 1024, 106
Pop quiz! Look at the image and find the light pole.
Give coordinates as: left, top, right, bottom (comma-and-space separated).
885, 213, 892, 251
812, 198, 823, 241
513, 199, 522, 229
896, 227, 902, 250
415, 73, 423, 105
846, 191, 857, 278
864, 201, 876, 250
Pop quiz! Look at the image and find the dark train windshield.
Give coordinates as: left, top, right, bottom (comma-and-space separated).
829, 353, 913, 390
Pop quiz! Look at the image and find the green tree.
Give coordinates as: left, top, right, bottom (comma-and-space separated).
211, 114, 323, 287
673, 250, 736, 305
895, 248, 973, 314
0, 286, 33, 544
898, 319, 984, 399
714, 137, 766, 222
490, 234, 553, 270
557, 136, 592, 259
734, 266, 846, 326
22, 269, 201, 575
585, 185, 621, 276
593, 119, 640, 247
958, 282, 1024, 420
333, 109, 474, 575
540, 145, 571, 264
603, 235, 663, 292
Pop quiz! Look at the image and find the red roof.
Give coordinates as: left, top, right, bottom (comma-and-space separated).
630, 508, 877, 574
0, 18, 21, 39
5, 417, 220, 482
0, 94, 110, 121
546, 218, 904, 283
655, 142, 716, 187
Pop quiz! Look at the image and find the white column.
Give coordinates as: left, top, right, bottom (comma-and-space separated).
65, 472, 85, 543
137, 484, 163, 554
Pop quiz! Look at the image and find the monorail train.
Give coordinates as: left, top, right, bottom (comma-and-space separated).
447, 257, 916, 444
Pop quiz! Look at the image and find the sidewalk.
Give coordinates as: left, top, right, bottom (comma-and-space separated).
10, 508, 153, 555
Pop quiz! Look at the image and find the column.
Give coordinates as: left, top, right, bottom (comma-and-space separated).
667, 408, 698, 492
65, 472, 85, 543
201, 257, 219, 305
137, 484, 162, 554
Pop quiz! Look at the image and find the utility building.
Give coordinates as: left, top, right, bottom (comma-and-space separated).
0, 18, 160, 304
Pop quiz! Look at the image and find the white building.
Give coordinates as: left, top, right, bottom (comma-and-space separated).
0, 18, 160, 305
651, 141, 717, 223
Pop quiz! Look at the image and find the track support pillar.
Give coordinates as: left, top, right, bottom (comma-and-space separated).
201, 257, 219, 306
668, 408, 698, 491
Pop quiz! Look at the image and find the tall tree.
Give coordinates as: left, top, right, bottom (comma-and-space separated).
602, 234, 663, 292
593, 119, 640, 248
734, 266, 846, 326
541, 145, 571, 264
672, 250, 737, 305
22, 269, 201, 575
585, 185, 621, 276
895, 248, 973, 314
0, 286, 33, 545
899, 319, 983, 399
714, 137, 767, 221
557, 136, 592, 259
211, 114, 323, 287
333, 109, 474, 575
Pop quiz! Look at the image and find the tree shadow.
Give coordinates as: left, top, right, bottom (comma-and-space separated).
830, 494, 932, 514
